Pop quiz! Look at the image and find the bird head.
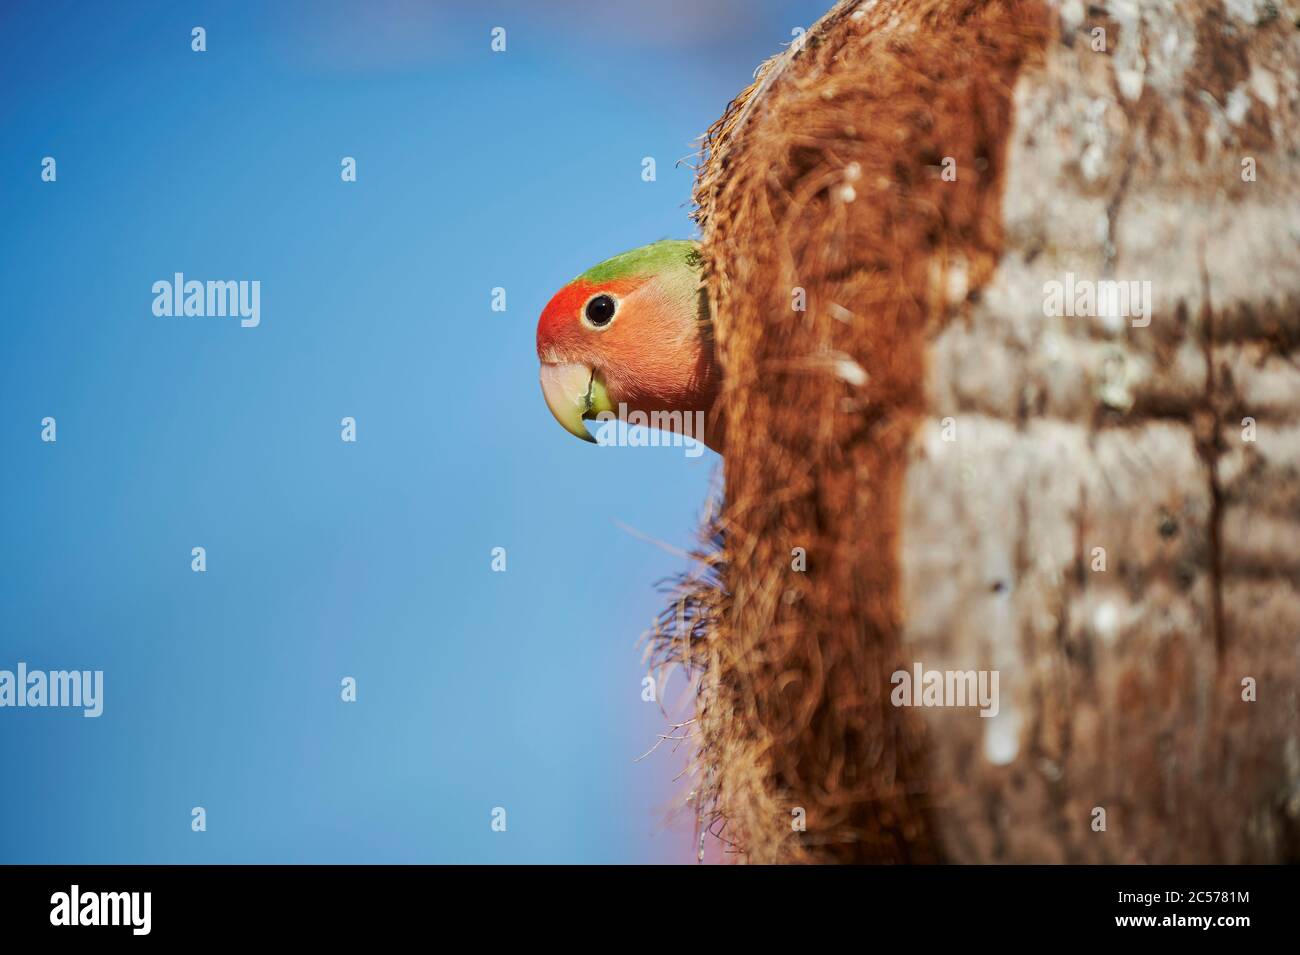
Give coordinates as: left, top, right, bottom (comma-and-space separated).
536, 239, 720, 450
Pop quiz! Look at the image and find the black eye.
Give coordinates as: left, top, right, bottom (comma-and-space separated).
584, 294, 616, 327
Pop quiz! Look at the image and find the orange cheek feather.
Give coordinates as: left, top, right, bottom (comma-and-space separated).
535, 277, 643, 361
537, 276, 717, 418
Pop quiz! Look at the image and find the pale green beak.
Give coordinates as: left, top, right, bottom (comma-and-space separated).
539, 362, 613, 443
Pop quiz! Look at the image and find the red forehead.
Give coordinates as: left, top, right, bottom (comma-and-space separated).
536, 276, 643, 355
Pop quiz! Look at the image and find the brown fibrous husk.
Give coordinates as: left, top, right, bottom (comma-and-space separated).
648, 0, 1052, 863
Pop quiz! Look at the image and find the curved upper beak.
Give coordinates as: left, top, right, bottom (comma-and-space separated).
539, 362, 611, 443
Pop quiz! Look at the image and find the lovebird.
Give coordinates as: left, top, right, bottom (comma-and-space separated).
535, 240, 721, 451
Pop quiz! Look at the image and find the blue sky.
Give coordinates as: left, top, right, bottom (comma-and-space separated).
0, 0, 828, 863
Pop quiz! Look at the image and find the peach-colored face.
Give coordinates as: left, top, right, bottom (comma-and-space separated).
536, 273, 719, 444
536, 275, 643, 391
